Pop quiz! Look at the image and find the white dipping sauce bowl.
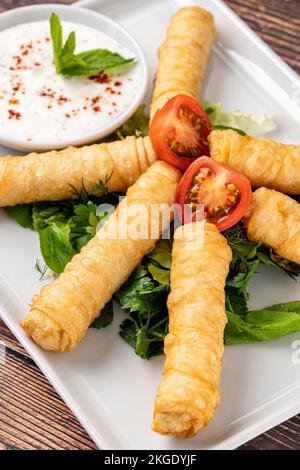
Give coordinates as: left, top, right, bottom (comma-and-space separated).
0, 4, 148, 152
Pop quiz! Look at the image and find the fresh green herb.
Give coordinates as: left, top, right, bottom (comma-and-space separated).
114, 223, 300, 357
50, 12, 63, 71
147, 240, 172, 270
147, 264, 170, 286
115, 267, 167, 317
224, 224, 262, 298
91, 173, 113, 196
7, 194, 300, 358
105, 105, 149, 141
5, 204, 34, 230
91, 300, 114, 329
34, 259, 54, 281
204, 101, 276, 136
5, 105, 300, 358
225, 302, 300, 345
225, 286, 248, 318
224, 224, 300, 289
146, 239, 172, 286
69, 201, 100, 251
50, 13, 135, 77
116, 105, 149, 139
268, 251, 300, 277
115, 266, 169, 359
38, 220, 75, 274
7, 184, 120, 274
211, 124, 246, 136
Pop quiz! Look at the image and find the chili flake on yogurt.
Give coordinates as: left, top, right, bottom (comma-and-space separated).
0, 21, 140, 144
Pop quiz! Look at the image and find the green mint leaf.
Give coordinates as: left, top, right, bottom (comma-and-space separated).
60, 31, 76, 64
50, 13, 63, 72
58, 55, 90, 76
60, 55, 134, 77
50, 14, 135, 77
91, 300, 114, 329
76, 49, 135, 74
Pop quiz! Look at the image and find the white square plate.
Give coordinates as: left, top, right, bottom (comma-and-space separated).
1, 0, 300, 450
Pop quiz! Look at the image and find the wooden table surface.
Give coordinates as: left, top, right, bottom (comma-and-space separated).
0, 0, 300, 451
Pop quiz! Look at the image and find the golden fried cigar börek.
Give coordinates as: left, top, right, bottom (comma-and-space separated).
208, 129, 300, 195
243, 187, 300, 264
149, 6, 215, 121
153, 222, 232, 438
0, 136, 157, 207
20, 161, 181, 352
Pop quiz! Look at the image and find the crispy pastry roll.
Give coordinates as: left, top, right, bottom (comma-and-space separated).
208, 129, 300, 195
0, 136, 158, 207
153, 222, 232, 438
149, 6, 215, 121
243, 187, 300, 264
21, 161, 181, 352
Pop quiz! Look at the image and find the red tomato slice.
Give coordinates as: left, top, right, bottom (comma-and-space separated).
176, 156, 252, 231
149, 95, 212, 171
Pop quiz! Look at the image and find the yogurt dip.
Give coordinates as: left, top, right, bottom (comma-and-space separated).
0, 21, 140, 145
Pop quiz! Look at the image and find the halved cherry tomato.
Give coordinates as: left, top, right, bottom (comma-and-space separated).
149, 95, 212, 171
176, 156, 252, 231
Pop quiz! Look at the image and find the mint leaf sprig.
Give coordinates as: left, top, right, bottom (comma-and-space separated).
50, 13, 135, 77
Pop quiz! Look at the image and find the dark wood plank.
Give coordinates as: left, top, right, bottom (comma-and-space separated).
0, 0, 300, 451
0, 320, 97, 450
225, 0, 300, 74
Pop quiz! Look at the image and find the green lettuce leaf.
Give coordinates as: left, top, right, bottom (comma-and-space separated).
6, 185, 120, 275
5, 204, 34, 230
38, 222, 75, 274
147, 240, 172, 269
225, 302, 300, 345
204, 101, 276, 136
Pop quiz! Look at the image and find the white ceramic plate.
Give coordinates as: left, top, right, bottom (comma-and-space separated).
0, 4, 148, 152
0, 0, 300, 450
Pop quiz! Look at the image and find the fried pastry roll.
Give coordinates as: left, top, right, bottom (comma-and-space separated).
21, 161, 181, 352
149, 6, 215, 121
208, 129, 300, 195
0, 136, 157, 207
153, 222, 232, 438
243, 187, 300, 264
